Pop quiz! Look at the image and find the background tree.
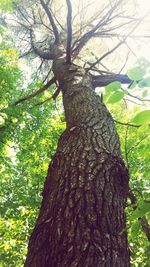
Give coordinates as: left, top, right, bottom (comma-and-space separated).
0, 0, 150, 266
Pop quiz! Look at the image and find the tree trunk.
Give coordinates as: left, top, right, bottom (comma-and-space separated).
24, 58, 130, 267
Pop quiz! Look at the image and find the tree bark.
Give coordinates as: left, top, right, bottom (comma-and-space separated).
24, 58, 130, 267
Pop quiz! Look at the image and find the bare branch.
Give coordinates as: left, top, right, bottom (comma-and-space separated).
40, 0, 60, 44
50, 7, 65, 31
72, 0, 123, 55
15, 4, 32, 25
87, 39, 128, 72
122, 89, 150, 103
91, 73, 132, 88
14, 77, 56, 105
118, 51, 130, 74
37, 8, 53, 32
30, 29, 54, 60
87, 12, 150, 72
124, 98, 143, 106
66, 0, 72, 64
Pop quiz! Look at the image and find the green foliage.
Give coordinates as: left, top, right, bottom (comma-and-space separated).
107, 91, 125, 103
127, 66, 145, 81
0, 0, 15, 11
0, 23, 150, 267
110, 104, 150, 267
132, 110, 150, 124
103, 58, 150, 107
129, 201, 150, 220
105, 81, 121, 92
106, 58, 150, 264
138, 77, 150, 88
0, 33, 65, 266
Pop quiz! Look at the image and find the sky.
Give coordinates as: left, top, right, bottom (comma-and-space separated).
2, 0, 149, 77
72, 0, 150, 64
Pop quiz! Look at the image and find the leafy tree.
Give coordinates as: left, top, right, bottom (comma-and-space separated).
0, 0, 150, 266
0, 28, 65, 266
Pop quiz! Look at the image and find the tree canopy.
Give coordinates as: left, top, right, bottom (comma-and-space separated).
0, 0, 150, 266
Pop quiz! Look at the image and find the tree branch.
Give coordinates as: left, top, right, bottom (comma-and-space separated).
87, 38, 128, 72
31, 86, 61, 108
14, 77, 56, 105
87, 13, 150, 72
125, 90, 150, 103
91, 73, 132, 88
40, 0, 60, 44
30, 29, 54, 60
66, 0, 72, 64
114, 119, 141, 128
72, 0, 123, 55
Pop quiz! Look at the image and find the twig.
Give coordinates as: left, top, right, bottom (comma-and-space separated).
118, 51, 130, 73
87, 39, 127, 72
126, 91, 150, 103
66, 0, 72, 64
87, 12, 150, 72
114, 119, 141, 128
72, 0, 123, 54
124, 98, 143, 106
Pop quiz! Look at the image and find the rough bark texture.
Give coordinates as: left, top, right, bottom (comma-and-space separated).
24, 57, 130, 267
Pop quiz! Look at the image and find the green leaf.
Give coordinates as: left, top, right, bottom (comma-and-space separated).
132, 110, 150, 124
130, 220, 141, 241
103, 91, 111, 103
130, 201, 150, 220
107, 91, 124, 104
138, 77, 150, 88
105, 81, 121, 92
127, 67, 145, 81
